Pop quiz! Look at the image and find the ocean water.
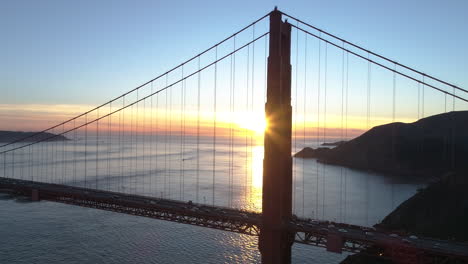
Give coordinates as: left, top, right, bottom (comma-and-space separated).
0, 136, 426, 263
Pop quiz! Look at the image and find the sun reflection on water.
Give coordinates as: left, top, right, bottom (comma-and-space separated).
245, 145, 263, 213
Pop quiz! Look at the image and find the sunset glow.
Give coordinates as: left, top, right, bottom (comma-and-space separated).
0, 103, 416, 141
234, 112, 268, 135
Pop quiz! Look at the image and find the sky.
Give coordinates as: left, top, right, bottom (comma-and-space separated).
1, 0, 467, 133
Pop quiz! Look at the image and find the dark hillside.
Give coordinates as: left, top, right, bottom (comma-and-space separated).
295, 111, 468, 178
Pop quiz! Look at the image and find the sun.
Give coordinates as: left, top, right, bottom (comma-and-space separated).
235, 112, 268, 134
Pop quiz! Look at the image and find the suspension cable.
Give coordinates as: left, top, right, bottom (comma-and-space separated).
0, 13, 271, 149
0, 32, 269, 155
290, 24, 468, 104
281, 11, 468, 94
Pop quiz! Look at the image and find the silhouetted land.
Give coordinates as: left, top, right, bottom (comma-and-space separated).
0, 131, 68, 143
377, 172, 468, 241
309, 111, 468, 263
295, 111, 468, 178
341, 172, 468, 263
321, 140, 347, 147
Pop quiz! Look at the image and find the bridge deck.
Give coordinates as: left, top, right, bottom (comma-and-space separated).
1, 177, 467, 261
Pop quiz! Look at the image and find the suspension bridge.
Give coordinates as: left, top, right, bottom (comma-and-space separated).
1, 8, 468, 264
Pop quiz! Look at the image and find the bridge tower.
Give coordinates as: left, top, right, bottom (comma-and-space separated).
260, 8, 293, 264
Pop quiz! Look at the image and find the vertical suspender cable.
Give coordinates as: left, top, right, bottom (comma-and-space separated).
55, 128, 58, 183
245, 43, 250, 204
367, 54, 371, 130
39, 136, 42, 182
250, 25, 255, 206
229, 47, 233, 208
11, 150, 14, 179
54, 128, 58, 183
302, 32, 307, 217
198, 56, 202, 203
180, 65, 184, 201
366, 53, 372, 226
23, 143, 26, 181
452, 87, 456, 111
27, 145, 30, 181
12, 151, 15, 180
340, 42, 345, 222
392, 64, 397, 209
264, 35, 268, 103
164, 76, 168, 198
120, 96, 125, 193
150, 82, 154, 195
233, 36, 237, 208
20, 141, 23, 180
96, 108, 99, 189
228, 36, 235, 208
293, 23, 299, 214
393, 64, 396, 122
30, 145, 33, 181
422, 76, 425, 118
130, 97, 134, 193
417, 82, 421, 119
322, 42, 328, 219
13, 152, 15, 179
21, 144, 24, 180
135, 89, 139, 194
3, 153, 5, 179
51, 129, 55, 183
168, 76, 172, 198
46, 132, 50, 182
143, 92, 147, 194
316, 35, 321, 218
73, 119, 77, 186
108, 103, 112, 191
345, 51, 349, 222
155, 83, 159, 197
84, 113, 88, 188
445, 93, 447, 113
212, 46, 218, 206
19, 142, 23, 180
185, 65, 188, 200
50, 129, 53, 183
62, 123, 65, 184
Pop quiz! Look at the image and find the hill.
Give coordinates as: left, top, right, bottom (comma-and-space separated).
377, 172, 468, 241
341, 172, 468, 263
295, 111, 468, 177
0, 131, 69, 143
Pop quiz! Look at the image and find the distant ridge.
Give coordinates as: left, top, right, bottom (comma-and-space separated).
295, 111, 468, 177
0, 131, 69, 143
321, 140, 347, 147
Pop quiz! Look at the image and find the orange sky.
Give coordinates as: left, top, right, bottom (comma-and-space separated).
0, 103, 421, 141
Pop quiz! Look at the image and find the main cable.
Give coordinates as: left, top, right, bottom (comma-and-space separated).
290, 24, 468, 103
281, 11, 468, 94
0, 13, 271, 149
0, 32, 269, 155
